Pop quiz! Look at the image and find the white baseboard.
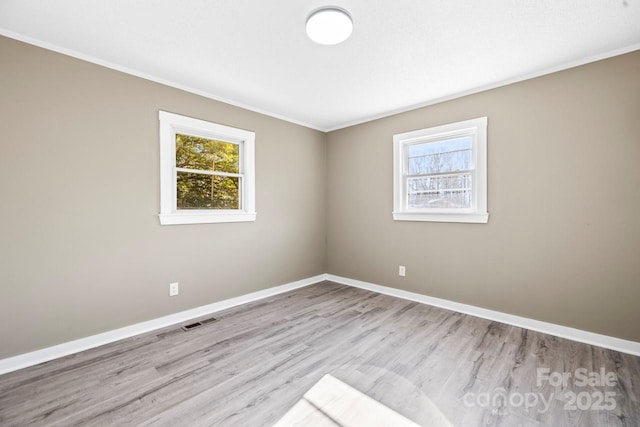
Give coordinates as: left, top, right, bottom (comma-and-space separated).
2, 272, 638, 375
327, 274, 640, 357
0, 274, 328, 375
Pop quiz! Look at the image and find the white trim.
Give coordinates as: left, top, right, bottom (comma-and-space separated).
159, 212, 256, 225
0, 29, 325, 132
0, 274, 328, 375
158, 111, 256, 225
393, 117, 488, 223
1, 29, 637, 133
326, 274, 640, 357
392, 211, 488, 223
2, 272, 639, 374
324, 43, 640, 132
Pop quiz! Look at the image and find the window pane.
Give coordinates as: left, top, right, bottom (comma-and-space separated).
176, 134, 239, 174
408, 136, 472, 175
407, 174, 471, 209
177, 172, 240, 210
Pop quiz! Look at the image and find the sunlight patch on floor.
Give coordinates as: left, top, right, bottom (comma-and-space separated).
274, 374, 452, 427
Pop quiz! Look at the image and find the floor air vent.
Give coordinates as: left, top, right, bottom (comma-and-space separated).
181, 317, 217, 331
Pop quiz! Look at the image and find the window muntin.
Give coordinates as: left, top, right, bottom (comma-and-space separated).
159, 111, 256, 225
393, 117, 488, 223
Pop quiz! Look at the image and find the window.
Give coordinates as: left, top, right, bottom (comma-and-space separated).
159, 111, 256, 225
393, 117, 488, 223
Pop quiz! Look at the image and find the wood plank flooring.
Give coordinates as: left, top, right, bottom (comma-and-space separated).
0, 281, 639, 426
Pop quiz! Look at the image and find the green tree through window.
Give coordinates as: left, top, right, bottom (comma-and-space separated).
175, 134, 241, 209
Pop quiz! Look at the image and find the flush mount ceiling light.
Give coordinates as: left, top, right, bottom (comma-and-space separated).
306, 7, 353, 45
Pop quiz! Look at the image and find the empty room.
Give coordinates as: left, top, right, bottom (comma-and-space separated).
0, 1, 639, 426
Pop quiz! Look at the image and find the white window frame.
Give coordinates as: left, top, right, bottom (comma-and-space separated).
393, 117, 488, 223
158, 111, 256, 225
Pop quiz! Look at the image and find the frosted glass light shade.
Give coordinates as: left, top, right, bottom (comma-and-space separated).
306, 8, 353, 45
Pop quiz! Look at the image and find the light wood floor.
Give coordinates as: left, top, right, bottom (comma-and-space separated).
0, 282, 638, 426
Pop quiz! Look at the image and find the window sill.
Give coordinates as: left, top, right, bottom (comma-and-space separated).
159, 211, 257, 225
392, 211, 489, 224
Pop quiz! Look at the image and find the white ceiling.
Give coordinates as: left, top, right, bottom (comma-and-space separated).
1, 1, 639, 131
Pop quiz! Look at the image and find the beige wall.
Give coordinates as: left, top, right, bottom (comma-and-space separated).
326, 51, 640, 342
1, 35, 638, 360
0, 36, 327, 358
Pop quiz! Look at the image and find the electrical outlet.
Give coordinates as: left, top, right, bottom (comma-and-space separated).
169, 282, 179, 296
399, 265, 406, 277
